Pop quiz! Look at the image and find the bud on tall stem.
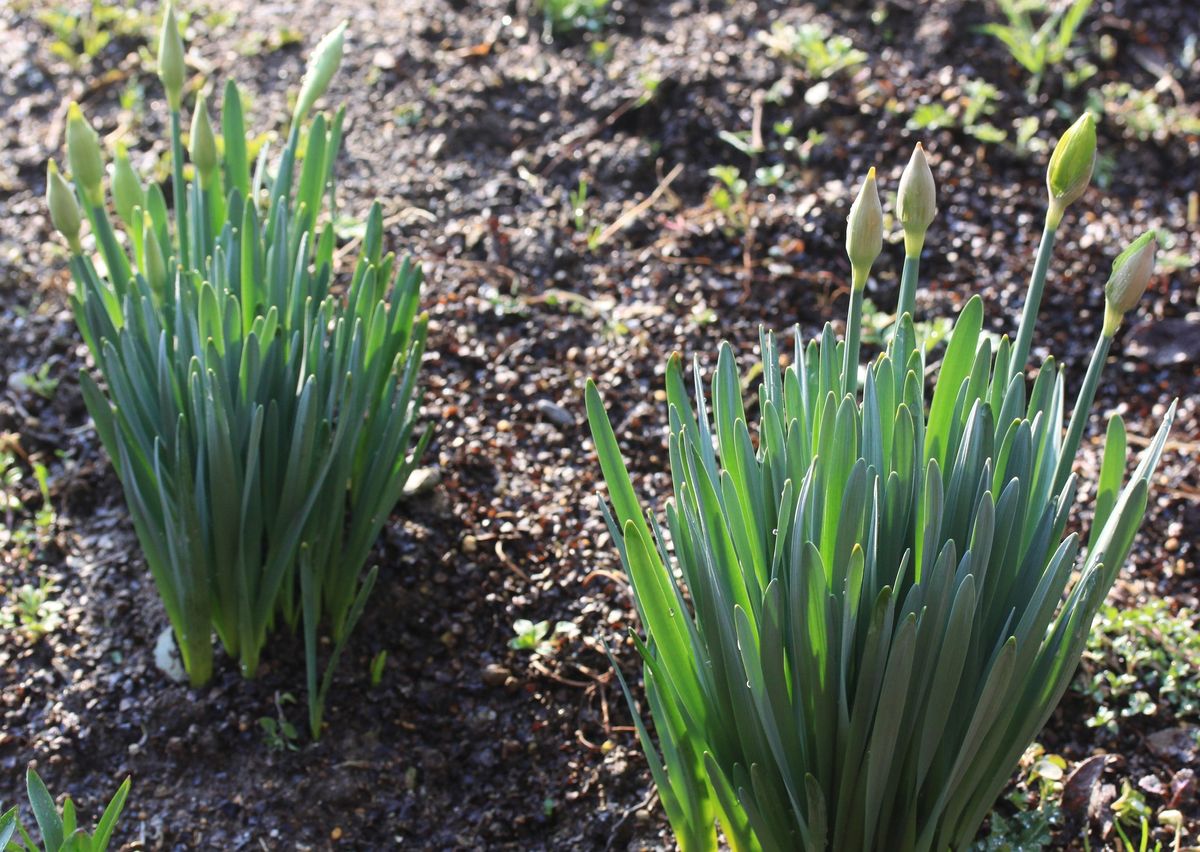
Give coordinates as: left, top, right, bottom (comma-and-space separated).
141, 211, 167, 297
1055, 232, 1157, 491
189, 94, 218, 188
1103, 231, 1157, 336
46, 160, 83, 254
897, 143, 936, 257
1046, 113, 1096, 229
159, 1, 190, 267
896, 143, 936, 320
158, 2, 186, 112
111, 143, 145, 229
66, 103, 104, 208
1011, 114, 1097, 379
293, 22, 347, 127
843, 168, 882, 396
846, 167, 882, 290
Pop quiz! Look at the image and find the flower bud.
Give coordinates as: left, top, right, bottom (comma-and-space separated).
111, 143, 145, 229
47, 160, 83, 254
189, 94, 218, 186
846, 167, 882, 288
66, 102, 104, 207
158, 2, 186, 112
897, 143, 936, 256
141, 212, 167, 295
1102, 231, 1156, 336
1046, 113, 1096, 225
293, 22, 346, 125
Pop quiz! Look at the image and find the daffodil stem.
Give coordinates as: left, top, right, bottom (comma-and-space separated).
897, 253, 920, 322
87, 202, 133, 296
1011, 219, 1058, 380
844, 279, 866, 397
170, 108, 189, 269
1054, 331, 1113, 492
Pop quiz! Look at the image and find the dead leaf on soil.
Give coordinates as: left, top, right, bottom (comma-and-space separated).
1168, 768, 1196, 810
1146, 727, 1200, 765
1062, 754, 1112, 831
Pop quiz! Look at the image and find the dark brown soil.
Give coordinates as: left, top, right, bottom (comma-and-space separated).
0, 0, 1196, 849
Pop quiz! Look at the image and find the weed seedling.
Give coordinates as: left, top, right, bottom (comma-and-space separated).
369, 650, 388, 688
259, 693, 301, 752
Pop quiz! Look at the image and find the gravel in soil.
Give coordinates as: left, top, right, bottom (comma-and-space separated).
0, 0, 1197, 849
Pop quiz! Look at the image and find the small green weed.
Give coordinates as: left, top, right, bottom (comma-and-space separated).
509, 619, 580, 656
707, 165, 751, 233
535, 0, 607, 40
9, 364, 59, 401
568, 177, 604, 249
37, 0, 154, 69
907, 79, 1006, 145
974, 745, 1065, 850
369, 650, 388, 688
758, 21, 866, 79
259, 693, 301, 752
1088, 83, 1200, 142
1076, 599, 1199, 736
978, 0, 1095, 94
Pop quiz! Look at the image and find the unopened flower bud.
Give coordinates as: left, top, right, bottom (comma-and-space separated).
47, 160, 83, 254
846, 167, 882, 289
158, 2, 186, 112
897, 143, 936, 256
1046, 113, 1096, 225
1102, 231, 1156, 336
66, 102, 104, 207
189, 94, 217, 186
141, 212, 167, 294
111, 143, 145, 228
293, 22, 346, 125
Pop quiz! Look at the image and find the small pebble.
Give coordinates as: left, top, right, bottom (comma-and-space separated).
482, 663, 511, 687
534, 399, 575, 427
402, 466, 440, 498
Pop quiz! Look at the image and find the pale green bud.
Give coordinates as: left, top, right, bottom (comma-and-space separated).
846, 167, 882, 289
293, 22, 346, 126
158, 2, 186, 112
111, 143, 145, 228
46, 160, 83, 254
141, 212, 167, 294
897, 142, 936, 256
189, 94, 218, 186
1102, 231, 1157, 336
1046, 113, 1096, 225
66, 102, 104, 207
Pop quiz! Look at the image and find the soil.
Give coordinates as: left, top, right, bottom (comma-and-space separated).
0, 0, 1197, 849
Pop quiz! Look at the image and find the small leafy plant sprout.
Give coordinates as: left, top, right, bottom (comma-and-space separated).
509, 618, 580, 656
259, 692, 301, 752
535, 0, 608, 41
585, 113, 1174, 850
3, 579, 65, 638
369, 650, 388, 688
0, 767, 130, 852
47, 3, 430, 739
757, 21, 867, 80
979, 0, 1095, 95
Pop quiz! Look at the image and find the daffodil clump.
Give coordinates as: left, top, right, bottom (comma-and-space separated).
586, 115, 1174, 850
47, 5, 429, 738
